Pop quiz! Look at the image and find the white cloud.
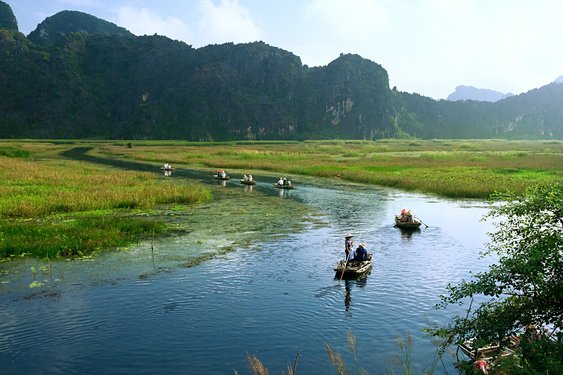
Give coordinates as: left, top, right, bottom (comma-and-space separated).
195, 0, 262, 46
114, 6, 192, 42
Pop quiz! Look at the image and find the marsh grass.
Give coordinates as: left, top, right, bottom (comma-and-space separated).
0, 146, 31, 158
105, 139, 563, 198
0, 151, 211, 257
0, 157, 211, 218
0, 217, 165, 258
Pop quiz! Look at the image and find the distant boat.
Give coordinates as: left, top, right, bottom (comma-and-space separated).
160, 164, 175, 171
214, 170, 230, 180
273, 183, 295, 189
334, 254, 372, 278
394, 215, 422, 229
240, 179, 256, 185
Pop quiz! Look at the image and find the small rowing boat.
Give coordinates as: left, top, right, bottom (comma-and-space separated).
334, 254, 372, 278
394, 215, 422, 229
273, 183, 295, 189
458, 336, 519, 374
240, 179, 256, 185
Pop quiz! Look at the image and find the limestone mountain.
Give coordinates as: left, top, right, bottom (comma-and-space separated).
0, 2, 561, 140
0, 0, 17, 31
28, 10, 132, 47
399, 82, 563, 139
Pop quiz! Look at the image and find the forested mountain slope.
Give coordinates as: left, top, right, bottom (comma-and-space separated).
0, 2, 561, 140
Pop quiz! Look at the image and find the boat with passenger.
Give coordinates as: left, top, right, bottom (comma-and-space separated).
458, 336, 520, 374
160, 163, 175, 171
214, 170, 230, 180
274, 177, 295, 189
334, 248, 372, 278
394, 208, 423, 229
240, 174, 256, 185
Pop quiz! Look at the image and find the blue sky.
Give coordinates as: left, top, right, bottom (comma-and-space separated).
5, 0, 563, 99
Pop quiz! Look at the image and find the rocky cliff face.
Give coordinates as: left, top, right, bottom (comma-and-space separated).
0, 2, 561, 140
0, 1, 17, 31
28, 10, 133, 46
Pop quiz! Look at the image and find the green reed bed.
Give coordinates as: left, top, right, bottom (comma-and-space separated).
0, 217, 165, 258
0, 157, 211, 218
0, 153, 211, 257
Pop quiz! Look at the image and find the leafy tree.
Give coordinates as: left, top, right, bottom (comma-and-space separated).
430, 184, 562, 374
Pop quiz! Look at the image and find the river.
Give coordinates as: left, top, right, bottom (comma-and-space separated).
0, 167, 495, 374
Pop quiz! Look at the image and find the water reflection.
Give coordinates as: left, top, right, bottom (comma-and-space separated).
278, 188, 290, 198
345, 280, 352, 311
216, 180, 227, 187
163, 169, 172, 177
342, 275, 370, 312
244, 184, 254, 192
397, 227, 421, 240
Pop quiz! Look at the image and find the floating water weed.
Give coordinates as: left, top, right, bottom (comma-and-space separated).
29, 281, 43, 288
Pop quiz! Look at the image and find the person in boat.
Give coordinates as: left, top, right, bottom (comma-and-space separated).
344, 234, 354, 260
399, 208, 414, 223
353, 243, 368, 261
243, 174, 248, 181
287, 179, 291, 186
248, 174, 253, 181
277, 177, 284, 186
473, 357, 490, 374
220, 170, 227, 178
283, 177, 287, 185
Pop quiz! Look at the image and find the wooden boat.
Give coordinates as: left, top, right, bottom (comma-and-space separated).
334, 254, 372, 278
273, 183, 295, 189
213, 170, 230, 180
160, 165, 175, 171
458, 336, 519, 372
394, 215, 422, 229
240, 179, 256, 185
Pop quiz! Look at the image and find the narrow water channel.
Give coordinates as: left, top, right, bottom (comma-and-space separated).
0, 169, 495, 374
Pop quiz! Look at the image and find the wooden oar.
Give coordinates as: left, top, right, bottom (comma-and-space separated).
417, 217, 429, 228
338, 253, 350, 285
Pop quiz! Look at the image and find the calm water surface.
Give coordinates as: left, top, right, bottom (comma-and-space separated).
0, 173, 495, 374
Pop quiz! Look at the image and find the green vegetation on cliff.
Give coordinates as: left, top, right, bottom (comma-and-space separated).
0, 2, 562, 141
0, 0, 17, 31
